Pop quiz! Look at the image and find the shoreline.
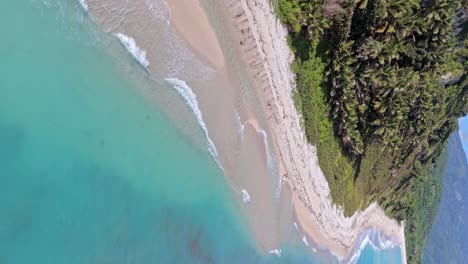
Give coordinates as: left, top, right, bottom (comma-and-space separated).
86, 0, 407, 262
165, 0, 225, 70
88, 0, 285, 253
223, 0, 407, 262
166, 0, 284, 252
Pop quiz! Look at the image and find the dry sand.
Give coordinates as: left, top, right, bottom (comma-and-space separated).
90, 0, 286, 252
223, 0, 408, 262
166, 0, 283, 252
166, 0, 225, 69
89, 0, 408, 261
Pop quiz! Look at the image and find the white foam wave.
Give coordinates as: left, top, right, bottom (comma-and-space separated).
79, 0, 88, 11
298, 232, 317, 252
268, 248, 281, 257
259, 129, 275, 170
259, 129, 281, 197
115, 33, 149, 69
293, 222, 298, 231
241, 189, 251, 203
165, 78, 223, 171
144, 0, 171, 25
162, 0, 171, 25
347, 229, 399, 264
235, 111, 245, 139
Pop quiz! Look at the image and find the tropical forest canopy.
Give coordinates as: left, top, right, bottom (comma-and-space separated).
275, 0, 467, 262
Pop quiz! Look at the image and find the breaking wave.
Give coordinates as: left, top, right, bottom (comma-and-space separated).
302, 235, 310, 247
165, 78, 223, 171
259, 129, 274, 171
235, 111, 245, 140
115, 33, 149, 69
79, 0, 88, 11
347, 229, 399, 264
258, 129, 281, 197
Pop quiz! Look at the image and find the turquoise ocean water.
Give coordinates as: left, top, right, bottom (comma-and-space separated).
356, 246, 402, 264
0, 0, 402, 263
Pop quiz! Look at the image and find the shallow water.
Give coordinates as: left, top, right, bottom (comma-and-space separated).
357, 245, 402, 264
0, 0, 402, 263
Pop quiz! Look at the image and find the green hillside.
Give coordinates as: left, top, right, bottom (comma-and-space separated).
424, 132, 468, 264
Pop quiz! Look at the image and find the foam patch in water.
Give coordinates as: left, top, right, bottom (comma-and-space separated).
241, 189, 251, 203
268, 248, 282, 257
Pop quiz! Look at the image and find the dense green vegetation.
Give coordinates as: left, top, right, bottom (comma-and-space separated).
404, 145, 446, 263
276, 0, 467, 262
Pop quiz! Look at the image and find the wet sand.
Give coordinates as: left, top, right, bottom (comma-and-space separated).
87, 0, 286, 254
85, 0, 406, 262
166, 0, 284, 251
222, 0, 407, 262
166, 0, 225, 69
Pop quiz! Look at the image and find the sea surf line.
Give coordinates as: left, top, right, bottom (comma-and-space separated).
113, 30, 223, 172
165, 78, 224, 172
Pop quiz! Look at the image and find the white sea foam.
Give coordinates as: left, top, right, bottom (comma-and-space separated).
347, 229, 399, 264
115, 33, 149, 69
268, 248, 281, 257
259, 129, 275, 171
259, 129, 281, 197
302, 235, 310, 247
79, 0, 88, 11
235, 111, 245, 139
241, 189, 251, 203
144, 0, 171, 25
293, 222, 298, 230
162, 0, 171, 24
165, 78, 223, 171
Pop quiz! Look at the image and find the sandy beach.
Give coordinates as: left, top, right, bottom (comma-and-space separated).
166, 0, 225, 69
223, 0, 407, 262
85, 0, 407, 262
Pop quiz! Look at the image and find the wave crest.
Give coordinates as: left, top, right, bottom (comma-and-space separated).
347, 229, 399, 263
165, 78, 223, 171
258, 129, 281, 197
115, 33, 149, 69
235, 111, 245, 140
79, 0, 88, 11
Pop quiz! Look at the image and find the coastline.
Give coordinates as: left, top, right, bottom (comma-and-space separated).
165, 0, 284, 252
84, 0, 407, 261
223, 0, 407, 262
